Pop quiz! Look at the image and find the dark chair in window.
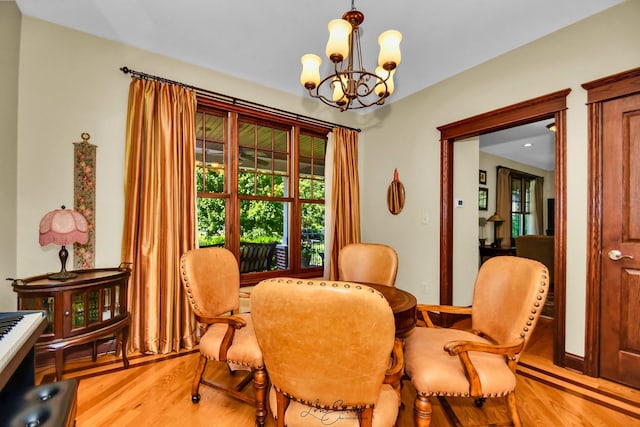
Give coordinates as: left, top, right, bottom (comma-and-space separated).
239, 242, 277, 273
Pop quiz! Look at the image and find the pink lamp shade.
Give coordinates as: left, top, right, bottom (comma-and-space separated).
39, 206, 89, 246
39, 206, 89, 280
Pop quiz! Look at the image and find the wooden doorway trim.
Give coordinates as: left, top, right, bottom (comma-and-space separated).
438, 89, 570, 366
582, 67, 640, 377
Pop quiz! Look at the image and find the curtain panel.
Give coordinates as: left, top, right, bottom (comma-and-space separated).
328, 127, 361, 280
535, 177, 544, 234
122, 78, 197, 354
496, 168, 512, 247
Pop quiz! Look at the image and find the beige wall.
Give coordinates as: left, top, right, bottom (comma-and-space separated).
359, 0, 640, 357
6, 1, 640, 357
0, 2, 21, 311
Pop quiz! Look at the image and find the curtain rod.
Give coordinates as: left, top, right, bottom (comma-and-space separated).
120, 67, 360, 132
497, 165, 543, 179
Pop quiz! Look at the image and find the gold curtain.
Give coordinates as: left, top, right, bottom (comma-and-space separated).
328, 127, 361, 280
496, 168, 511, 247
121, 78, 197, 354
535, 177, 544, 234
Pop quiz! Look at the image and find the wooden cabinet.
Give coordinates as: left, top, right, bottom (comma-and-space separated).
479, 246, 516, 265
11, 266, 131, 380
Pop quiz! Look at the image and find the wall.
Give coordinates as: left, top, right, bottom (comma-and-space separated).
359, 0, 640, 357
0, 2, 21, 311
452, 138, 479, 305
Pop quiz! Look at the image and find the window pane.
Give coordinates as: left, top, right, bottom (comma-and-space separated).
511, 213, 524, 237
195, 164, 204, 192
197, 197, 225, 247
301, 202, 325, 268
298, 133, 326, 201
204, 115, 224, 141
240, 199, 285, 242
197, 112, 226, 195
238, 200, 288, 272
205, 169, 224, 193
239, 122, 254, 147
511, 180, 522, 212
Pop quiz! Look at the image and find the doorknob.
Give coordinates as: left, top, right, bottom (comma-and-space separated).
608, 249, 634, 261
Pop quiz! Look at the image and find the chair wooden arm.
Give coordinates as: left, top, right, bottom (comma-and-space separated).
196, 314, 247, 361
384, 338, 404, 386
416, 304, 472, 327
443, 338, 525, 396
197, 314, 247, 328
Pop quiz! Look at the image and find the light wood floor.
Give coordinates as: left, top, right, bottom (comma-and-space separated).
36, 317, 640, 426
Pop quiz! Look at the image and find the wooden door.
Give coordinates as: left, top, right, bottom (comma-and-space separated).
600, 91, 640, 388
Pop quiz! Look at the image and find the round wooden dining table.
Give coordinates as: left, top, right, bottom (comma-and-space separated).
366, 283, 417, 338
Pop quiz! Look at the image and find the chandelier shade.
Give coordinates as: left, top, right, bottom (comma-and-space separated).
300, 1, 402, 111
326, 19, 352, 62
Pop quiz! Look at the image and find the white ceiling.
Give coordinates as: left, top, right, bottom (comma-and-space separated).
16, 0, 621, 107
480, 119, 556, 171
15, 0, 621, 169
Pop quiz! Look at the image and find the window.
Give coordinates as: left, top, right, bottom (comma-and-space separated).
195, 99, 328, 284
510, 173, 535, 242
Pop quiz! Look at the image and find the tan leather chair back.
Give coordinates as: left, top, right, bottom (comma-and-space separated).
251, 278, 395, 408
471, 256, 548, 360
338, 243, 399, 287
180, 247, 240, 318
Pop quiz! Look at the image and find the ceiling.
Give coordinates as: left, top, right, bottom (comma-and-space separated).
480, 119, 556, 171
15, 0, 621, 169
16, 0, 621, 107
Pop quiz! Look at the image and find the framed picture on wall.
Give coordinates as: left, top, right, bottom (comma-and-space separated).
479, 169, 487, 185
478, 187, 488, 210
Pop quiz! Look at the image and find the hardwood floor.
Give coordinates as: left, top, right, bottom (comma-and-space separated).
36, 317, 640, 426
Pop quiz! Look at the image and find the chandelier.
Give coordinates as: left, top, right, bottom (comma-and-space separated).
300, 0, 402, 111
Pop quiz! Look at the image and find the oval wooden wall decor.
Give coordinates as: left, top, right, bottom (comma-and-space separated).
387, 168, 405, 215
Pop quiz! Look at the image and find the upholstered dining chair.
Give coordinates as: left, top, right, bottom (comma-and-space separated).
251, 278, 403, 427
338, 243, 399, 287
180, 247, 267, 427
403, 256, 549, 427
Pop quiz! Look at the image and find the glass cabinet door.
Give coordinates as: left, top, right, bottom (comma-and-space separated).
71, 292, 85, 329
88, 289, 99, 325
102, 287, 112, 321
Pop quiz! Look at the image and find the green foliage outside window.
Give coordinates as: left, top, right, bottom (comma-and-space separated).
197, 168, 325, 248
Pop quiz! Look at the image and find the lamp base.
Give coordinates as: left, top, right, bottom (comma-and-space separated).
48, 271, 78, 281
48, 245, 77, 280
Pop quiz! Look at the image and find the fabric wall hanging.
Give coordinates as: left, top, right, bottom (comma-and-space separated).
73, 132, 96, 269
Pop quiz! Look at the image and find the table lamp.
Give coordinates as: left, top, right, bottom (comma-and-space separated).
39, 205, 89, 280
487, 212, 505, 247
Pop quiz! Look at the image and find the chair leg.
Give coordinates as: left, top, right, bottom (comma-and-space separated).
414, 394, 432, 427
253, 367, 268, 427
191, 355, 208, 404
506, 392, 522, 427
359, 407, 374, 427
